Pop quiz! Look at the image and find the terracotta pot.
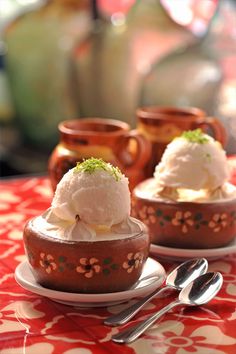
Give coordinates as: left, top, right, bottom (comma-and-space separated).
136, 106, 227, 178
132, 179, 236, 249
23, 217, 150, 293
48, 118, 151, 191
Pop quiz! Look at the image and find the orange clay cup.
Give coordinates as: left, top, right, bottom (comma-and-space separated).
23, 217, 150, 293
136, 106, 227, 178
48, 118, 151, 191
132, 179, 236, 249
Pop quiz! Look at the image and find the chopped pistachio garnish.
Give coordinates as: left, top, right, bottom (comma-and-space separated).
74, 157, 122, 181
181, 129, 209, 144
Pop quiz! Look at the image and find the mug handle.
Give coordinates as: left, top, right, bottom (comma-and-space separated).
196, 117, 227, 147
116, 129, 151, 171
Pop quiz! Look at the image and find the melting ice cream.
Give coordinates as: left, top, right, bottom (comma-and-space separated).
153, 129, 236, 202
34, 158, 142, 240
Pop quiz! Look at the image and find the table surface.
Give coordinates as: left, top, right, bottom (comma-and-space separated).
0, 173, 236, 354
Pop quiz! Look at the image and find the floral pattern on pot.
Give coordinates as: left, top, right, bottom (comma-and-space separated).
39, 253, 57, 274
171, 211, 194, 233
122, 252, 143, 273
209, 213, 228, 232
132, 203, 236, 234
138, 205, 156, 225
37, 253, 144, 277
76, 257, 101, 278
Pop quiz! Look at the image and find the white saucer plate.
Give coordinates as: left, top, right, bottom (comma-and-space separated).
150, 238, 236, 261
15, 258, 166, 307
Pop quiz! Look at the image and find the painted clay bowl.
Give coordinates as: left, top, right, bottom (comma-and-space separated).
132, 179, 236, 249
23, 217, 150, 293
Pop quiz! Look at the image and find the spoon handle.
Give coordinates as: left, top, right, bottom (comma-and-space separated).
104, 285, 172, 326
112, 299, 181, 344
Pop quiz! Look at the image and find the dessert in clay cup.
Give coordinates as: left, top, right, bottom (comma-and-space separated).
23, 158, 149, 293
132, 129, 236, 249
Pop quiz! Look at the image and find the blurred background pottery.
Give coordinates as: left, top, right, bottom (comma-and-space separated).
1, 0, 92, 175
139, 0, 236, 155
23, 216, 150, 293
4, 0, 91, 151
3, 0, 233, 180
48, 117, 151, 191
132, 179, 236, 249
137, 106, 227, 177
71, 0, 195, 127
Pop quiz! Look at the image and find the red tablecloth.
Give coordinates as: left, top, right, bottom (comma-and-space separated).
0, 175, 236, 353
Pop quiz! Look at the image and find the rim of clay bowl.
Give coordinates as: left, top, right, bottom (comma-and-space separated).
59, 118, 130, 137
25, 217, 148, 245
133, 178, 236, 207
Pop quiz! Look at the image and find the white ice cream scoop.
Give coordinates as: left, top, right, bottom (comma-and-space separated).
51, 159, 131, 226
154, 129, 230, 191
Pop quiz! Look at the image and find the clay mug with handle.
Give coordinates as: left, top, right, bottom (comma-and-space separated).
48, 117, 152, 191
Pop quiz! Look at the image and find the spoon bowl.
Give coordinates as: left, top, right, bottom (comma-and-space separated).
166, 257, 208, 290
180, 272, 223, 305
104, 258, 208, 326
112, 272, 223, 344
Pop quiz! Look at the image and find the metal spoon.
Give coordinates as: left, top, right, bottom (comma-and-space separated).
104, 258, 208, 326
112, 271, 223, 344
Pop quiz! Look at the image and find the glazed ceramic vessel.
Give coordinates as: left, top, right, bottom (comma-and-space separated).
48, 118, 151, 191
132, 179, 236, 249
23, 217, 150, 293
